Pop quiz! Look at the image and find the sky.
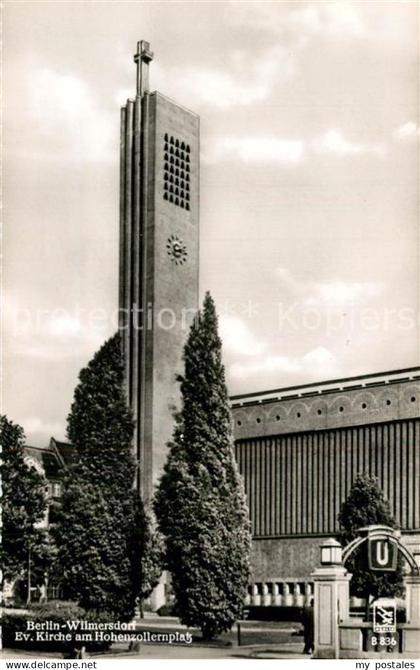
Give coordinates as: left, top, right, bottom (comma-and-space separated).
3, 0, 420, 446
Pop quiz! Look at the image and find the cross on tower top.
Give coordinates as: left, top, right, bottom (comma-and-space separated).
134, 40, 154, 97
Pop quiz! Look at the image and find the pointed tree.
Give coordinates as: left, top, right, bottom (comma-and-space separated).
338, 473, 405, 600
0, 416, 47, 585
154, 292, 251, 640
53, 333, 160, 620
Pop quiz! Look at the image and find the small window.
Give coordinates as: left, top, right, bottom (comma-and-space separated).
317, 409, 322, 415
175, 197, 179, 206
411, 396, 416, 402
276, 415, 280, 421
181, 141, 185, 150
386, 399, 391, 406
170, 136, 174, 144
237, 420, 242, 426
186, 203, 190, 211
256, 417, 261, 424
164, 133, 168, 141
186, 144, 191, 152
164, 192, 168, 200
362, 403, 367, 409
339, 406, 344, 413
175, 139, 179, 148
297, 412, 301, 418
180, 201, 184, 208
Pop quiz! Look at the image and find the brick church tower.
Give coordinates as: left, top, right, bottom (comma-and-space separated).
119, 41, 199, 501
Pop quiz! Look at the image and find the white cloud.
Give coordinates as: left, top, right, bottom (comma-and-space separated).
27, 68, 115, 162
289, 3, 367, 40
219, 315, 266, 357
393, 121, 420, 141
274, 269, 383, 307
313, 129, 385, 157
306, 280, 383, 307
230, 1, 367, 46
207, 136, 304, 165
5, 294, 110, 360
141, 45, 296, 111
205, 127, 385, 166
23, 417, 66, 437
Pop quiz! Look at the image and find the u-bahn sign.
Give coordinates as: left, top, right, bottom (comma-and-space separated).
368, 537, 398, 572
373, 598, 397, 634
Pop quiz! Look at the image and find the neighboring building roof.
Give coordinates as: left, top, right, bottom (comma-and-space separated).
230, 366, 420, 404
24, 438, 75, 479
50, 438, 75, 467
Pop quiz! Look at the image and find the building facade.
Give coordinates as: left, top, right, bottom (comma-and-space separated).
118, 41, 200, 501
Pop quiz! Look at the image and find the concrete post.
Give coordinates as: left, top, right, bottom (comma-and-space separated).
284, 582, 293, 607
311, 566, 352, 659
272, 583, 281, 606
262, 583, 271, 607
405, 575, 420, 625
252, 584, 261, 606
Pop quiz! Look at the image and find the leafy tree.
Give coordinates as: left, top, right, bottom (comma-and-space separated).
54, 333, 159, 620
0, 415, 49, 600
338, 473, 405, 601
154, 292, 251, 640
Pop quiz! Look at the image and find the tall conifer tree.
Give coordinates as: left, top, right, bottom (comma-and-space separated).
54, 333, 160, 620
154, 292, 251, 639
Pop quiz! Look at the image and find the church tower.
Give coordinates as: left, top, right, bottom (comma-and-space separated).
119, 41, 199, 501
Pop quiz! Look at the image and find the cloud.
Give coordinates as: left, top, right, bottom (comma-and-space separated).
129, 45, 296, 111
305, 280, 383, 307
274, 269, 383, 307
229, 345, 338, 381
288, 3, 367, 41
230, 1, 367, 47
219, 315, 266, 356
205, 128, 386, 165
5, 295, 110, 360
313, 129, 385, 157
393, 121, 420, 141
27, 68, 115, 162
